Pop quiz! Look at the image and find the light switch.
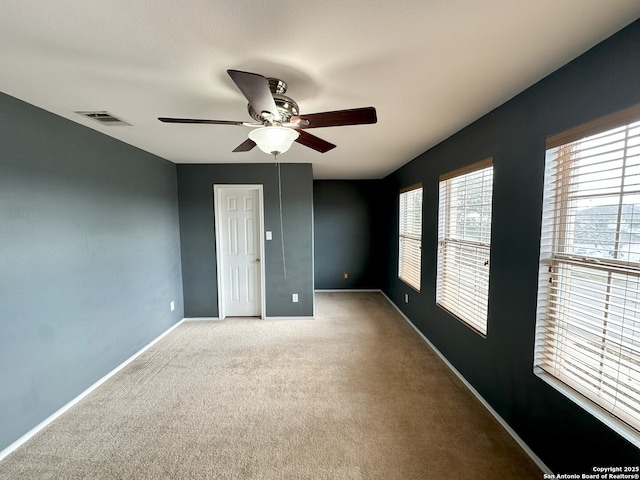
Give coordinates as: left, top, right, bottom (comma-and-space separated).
266, 231, 272, 240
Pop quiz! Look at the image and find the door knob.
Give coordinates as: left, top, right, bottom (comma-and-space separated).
255, 258, 261, 264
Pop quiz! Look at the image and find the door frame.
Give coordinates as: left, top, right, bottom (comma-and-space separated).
213, 184, 266, 320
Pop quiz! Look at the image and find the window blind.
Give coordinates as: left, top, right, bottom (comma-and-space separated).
536, 117, 640, 434
437, 160, 493, 335
399, 185, 423, 291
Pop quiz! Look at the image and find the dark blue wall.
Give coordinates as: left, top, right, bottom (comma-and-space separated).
0, 93, 184, 452
313, 180, 384, 289
177, 163, 314, 317
383, 21, 640, 470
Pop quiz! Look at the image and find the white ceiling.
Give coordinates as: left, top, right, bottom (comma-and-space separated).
2, 1, 639, 179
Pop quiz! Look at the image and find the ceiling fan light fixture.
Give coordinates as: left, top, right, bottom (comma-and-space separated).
249, 126, 299, 155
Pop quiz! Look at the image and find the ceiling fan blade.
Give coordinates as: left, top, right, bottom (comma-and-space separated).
295, 129, 336, 153
232, 138, 256, 152
291, 107, 377, 129
158, 117, 244, 125
227, 69, 281, 122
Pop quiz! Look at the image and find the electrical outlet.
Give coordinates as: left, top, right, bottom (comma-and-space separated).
344, 272, 348, 279
292, 293, 298, 303
404, 293, 409, 303
170, 301, 175, 311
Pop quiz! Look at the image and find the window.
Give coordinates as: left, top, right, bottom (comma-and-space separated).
437, 159, 494, 335
535, 105, 640, 441
399, 184, 423, 291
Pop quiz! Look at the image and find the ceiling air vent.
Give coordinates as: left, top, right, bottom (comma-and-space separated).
76, 111, 131, 126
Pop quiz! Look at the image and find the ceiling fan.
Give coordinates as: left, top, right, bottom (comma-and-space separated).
158, 69, 377, 156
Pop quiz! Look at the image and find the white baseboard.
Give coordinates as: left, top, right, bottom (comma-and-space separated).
378, 291, 552, 475
0, 318, 187, 463
315, 289, 380, 293
264, 316, 315, 321
185, 316, 313, 321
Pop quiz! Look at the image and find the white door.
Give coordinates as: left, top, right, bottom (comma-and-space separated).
215, 186, 264, 318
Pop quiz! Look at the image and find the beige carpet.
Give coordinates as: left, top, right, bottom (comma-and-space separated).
0, 292, 542, 479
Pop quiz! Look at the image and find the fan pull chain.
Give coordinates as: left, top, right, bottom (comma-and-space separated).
274, 155, 287, 279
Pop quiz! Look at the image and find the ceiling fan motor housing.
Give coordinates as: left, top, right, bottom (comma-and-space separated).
248, 78, 299, 123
